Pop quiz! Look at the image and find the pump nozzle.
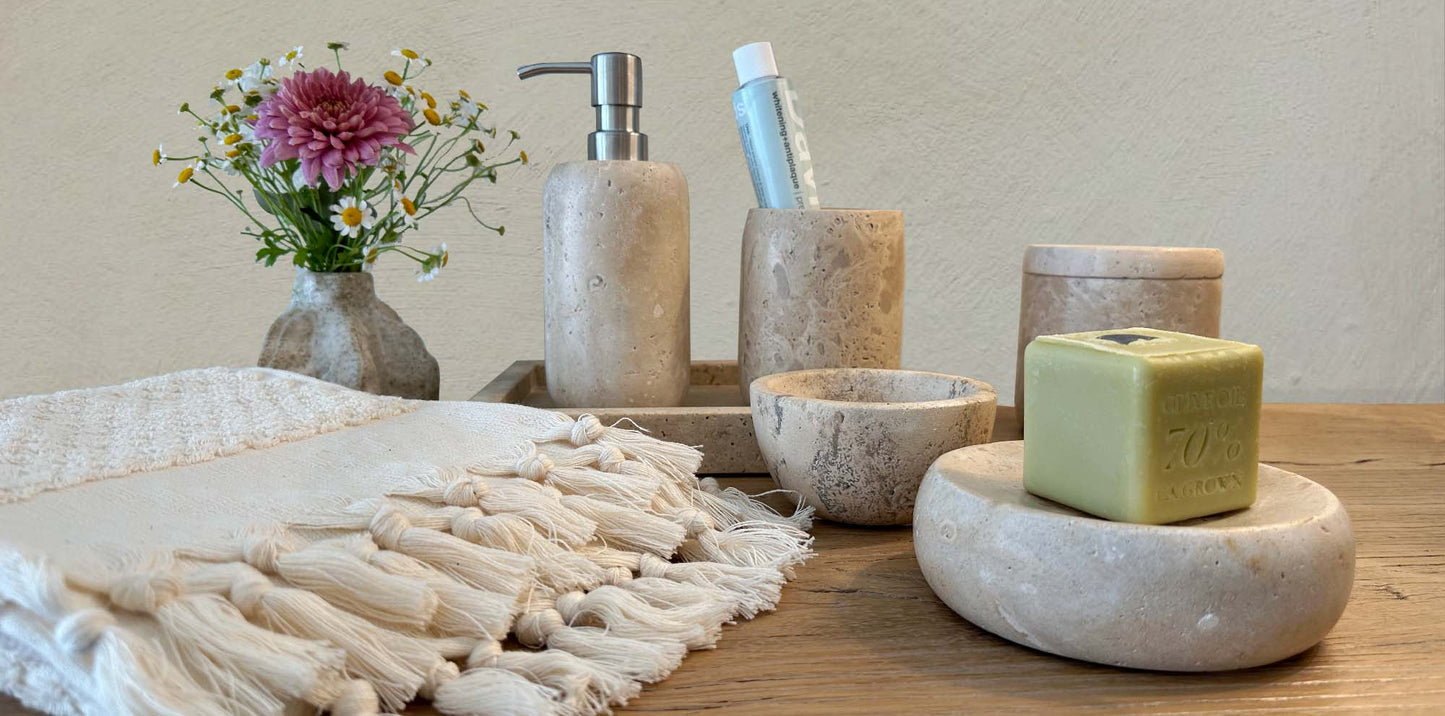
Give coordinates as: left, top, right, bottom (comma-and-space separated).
517, 53, 647, 161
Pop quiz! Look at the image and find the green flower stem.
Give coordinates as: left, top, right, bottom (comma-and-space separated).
196, 168, 271, 229
414, 157, 522, 221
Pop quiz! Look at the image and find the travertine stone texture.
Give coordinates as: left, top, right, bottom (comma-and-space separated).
914, 441, 1355, 671
472, 360, 768, 474
1016, 245, 1223, 418
258, 269, 440, 400
738, 209, 905, 401
751, 368, 995, 525
543, 160, 690, 408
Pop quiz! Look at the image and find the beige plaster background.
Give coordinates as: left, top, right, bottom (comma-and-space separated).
1, 0, 1441, 403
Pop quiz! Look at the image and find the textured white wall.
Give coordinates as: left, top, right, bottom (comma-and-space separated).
1, 0, 1441, 403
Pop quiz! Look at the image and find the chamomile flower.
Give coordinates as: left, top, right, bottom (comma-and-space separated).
279, 46, 303, 67
173, 162, 197, 188
329, 196, 376, 239
219, 122, 256, 149
237, 60, 274, 93
457, 98, 482, 123
398, 195, 418, 227
392, 48, 432, 69
152, 143, 167, 166
213, 151, 243, 176
416, 242, 447, 282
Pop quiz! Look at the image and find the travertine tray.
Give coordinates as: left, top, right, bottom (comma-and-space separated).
470, 360, 766, 475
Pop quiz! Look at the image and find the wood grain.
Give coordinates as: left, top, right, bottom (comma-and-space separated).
4, 404, 1441, 714
600, 404, 1445, 714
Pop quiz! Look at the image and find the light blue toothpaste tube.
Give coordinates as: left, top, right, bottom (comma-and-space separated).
732, 42, 821, 210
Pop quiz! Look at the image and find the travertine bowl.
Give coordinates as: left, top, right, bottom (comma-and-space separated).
750, 368, 996, 525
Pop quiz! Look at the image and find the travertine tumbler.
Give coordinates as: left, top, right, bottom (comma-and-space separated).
738, 208, 905, 400
1015, 244, 1224, 420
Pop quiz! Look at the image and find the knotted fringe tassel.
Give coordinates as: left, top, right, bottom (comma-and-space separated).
0, 550, 230, 716
676, 520, 816, 579
416, 635, 484, 660
391, 465, 598, 546
318, 498, 606, 595
180, 524, 440, 632
335, 535, 516, 640
697, 477, 815, 530
432, 666, 561, 716
470, 638, 641, 715
445, 508, 606, 592
539, 414, 704, 482
180, 562, 437, 712
616, 576, 741, 629
515, 595, 686, 683
579, 442, 700, 515
555, 586, 711, 650
558, 495, 687, 557
94, 566, 373, 716
296, 499, 539, 599
480, 443, 662, 511
590, 573, 735, 651
581, 546, 787, 620
639, 552, 785, 619
368, 505, 536, 597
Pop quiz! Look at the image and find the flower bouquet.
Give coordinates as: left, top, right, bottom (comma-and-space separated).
154, 43, 525, 399
157, 42, 525, 280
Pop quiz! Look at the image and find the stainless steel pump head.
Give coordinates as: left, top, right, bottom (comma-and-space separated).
518, 52, 647, 161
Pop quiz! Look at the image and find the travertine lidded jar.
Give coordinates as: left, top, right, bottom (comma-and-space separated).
1015, 245, 1223, 418
738, 208, 905, 400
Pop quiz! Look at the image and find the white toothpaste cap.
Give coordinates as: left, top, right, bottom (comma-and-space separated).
733, 42, 779, 86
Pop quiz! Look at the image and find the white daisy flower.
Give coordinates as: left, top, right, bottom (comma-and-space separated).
237, 61, 274, 93
279, 46, 303, 67
173, 161, 199, 188
458, 98, 481, 121
233, 122, 256, 146
392, 48, 426, 62
152, 143, 167, 166
397, 195, 419, 228
329, 197, 377, 239
416, 242, 447, 282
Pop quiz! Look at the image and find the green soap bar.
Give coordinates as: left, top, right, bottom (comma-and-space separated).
1022, 327, 1263, 524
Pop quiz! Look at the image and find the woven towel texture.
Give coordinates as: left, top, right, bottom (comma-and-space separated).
0, 367, 812, 715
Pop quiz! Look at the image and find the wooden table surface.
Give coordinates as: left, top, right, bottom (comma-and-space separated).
4, 404, 1441, 714
617, 404, 1445, 714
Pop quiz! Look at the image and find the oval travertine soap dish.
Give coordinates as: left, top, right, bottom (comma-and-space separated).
913, 440, 1355, 672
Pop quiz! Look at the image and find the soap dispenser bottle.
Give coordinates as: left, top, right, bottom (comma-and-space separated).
519, 53, 690, 408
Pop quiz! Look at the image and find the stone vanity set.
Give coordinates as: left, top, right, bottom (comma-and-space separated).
261, 46, 1355, 676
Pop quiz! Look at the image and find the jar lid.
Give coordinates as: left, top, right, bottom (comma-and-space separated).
1023, 245, 1224, 279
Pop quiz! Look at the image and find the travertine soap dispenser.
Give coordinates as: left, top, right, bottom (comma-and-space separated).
519, 53, 690, 408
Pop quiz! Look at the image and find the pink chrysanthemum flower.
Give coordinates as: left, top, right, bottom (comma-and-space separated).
253, 67, 414, 190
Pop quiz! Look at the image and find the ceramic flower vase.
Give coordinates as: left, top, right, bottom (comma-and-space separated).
258, 269, 440, 399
